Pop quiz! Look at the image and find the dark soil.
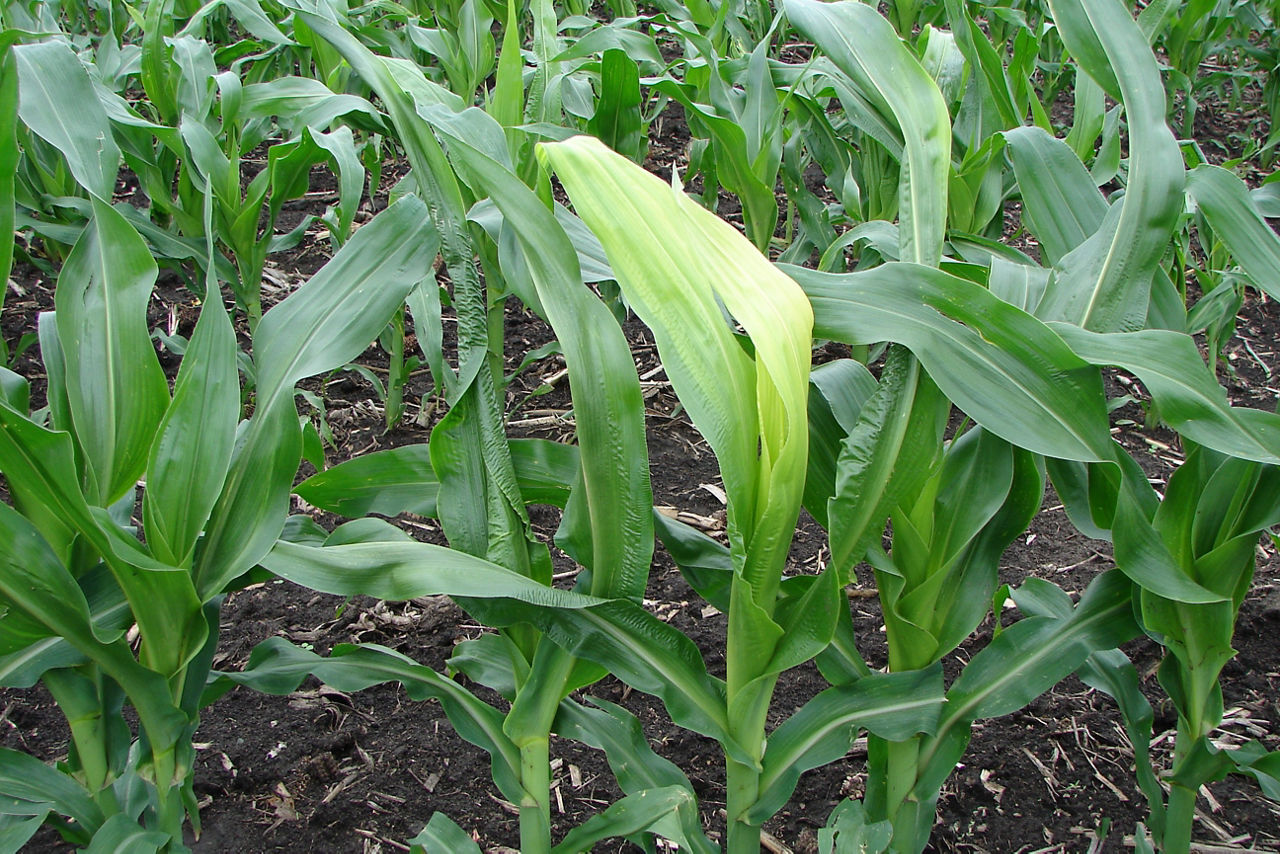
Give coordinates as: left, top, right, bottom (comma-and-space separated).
4, 91, 1280, 854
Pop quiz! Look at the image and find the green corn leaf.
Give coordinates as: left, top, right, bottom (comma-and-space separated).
1064, 72, 1106, 163
921, 428, 1016, 579
428, 393, 499, 560
1039, 0, 1183, 332
884, 430, 1022, 669
306, 126, 365, 243
911, 572, 1135, 809
945, 570, 1139, 721
1016, 578, 1164, 821
287, 5, 543, 582
409, 813, 484, 854
550, 787, 706, 854
0, 812, 46, 851
0, 747, 103, 835
814, 594, 874, 687
804, 359, 879, 530
588, 49, 644, 161
297, 445, 441, 517
1004, 127, 1108, 267
424, 110, 654, 600
143, 297, 239, 568
554, 699, 699, 797
785, 0, 950, 267
1187, 165, 1280, 303
250, 191, 434, 394
0, 572, 130, 689
0, 369, 23, 413
295, 437, 579, 520
179, 0, 293, 46
0, 46, 15, 338
741, 35, 785, 181
214, 638, 524, 803
819, 800, 892, 854
647, 80, 779, 252
55, 197, 170, 507
541, 134, 812, 610
12, 41, 120, 199
942, 0, 1019, 134
913, 570, 1139, 803
825, 348, 948, 578
84, 814, 169, 854
0, 636, 83, 688
490, 0, 523, 131
0, 504, 187, 753
653, 511, 734, 612
988, 257, 1050, 313
322, 518, 414, 546
0, 397, 206, 678
195, 196, 437, 598
449, 633, 525, 701
768, 565, 845, 676
239, 77, 384, 132
787, 263, 1113, 462
0, 398, 82, 559
258, 540, 745, 761
1230, 741, 1280, 802
1049, 323, 1280, 464
193, 398, 301, 602
748, 666, 945, 824
170, 36, 218, 123
929, 442, 1044, 657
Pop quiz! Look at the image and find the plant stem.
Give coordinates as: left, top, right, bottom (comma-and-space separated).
884, 735, 930, 853
507, 641, 576, 854
1163, 782, 1197, 854
518, 738, 552, 854
885, 736, 920, 815
385, 305, 406, 430
1163, 709, 1205, 854
724, 758, 762, 854
150, 745, 186, 849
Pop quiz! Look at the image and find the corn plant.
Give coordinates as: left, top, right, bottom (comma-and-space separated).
653, 22, 786, 251
770, 0, 1280, 848
1106, 445, 1280, 853
0, 60, 439, 842
198, 9, 708, 852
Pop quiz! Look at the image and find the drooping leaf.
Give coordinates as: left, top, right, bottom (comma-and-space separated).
749, 667, 945, 824
785, 0, 950, 267
0, 747, 103, 836
196, 197, 437, 597
408, 812, 484, 854
541, 134, 812, 609
1038, 0, 1184, 332
213, 638, 523, 803
551, 787, 706, 854
1187, 165, 1280, 303
12, 41, 120, 198
1050, 323, 1280, 464
258, 540, 745, 761
788, 263, 1113, 462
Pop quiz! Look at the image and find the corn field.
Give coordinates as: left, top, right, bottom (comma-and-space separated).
1, 0, 1280, 850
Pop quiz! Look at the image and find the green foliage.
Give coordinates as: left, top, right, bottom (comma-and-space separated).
3, 0, 1280, 851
